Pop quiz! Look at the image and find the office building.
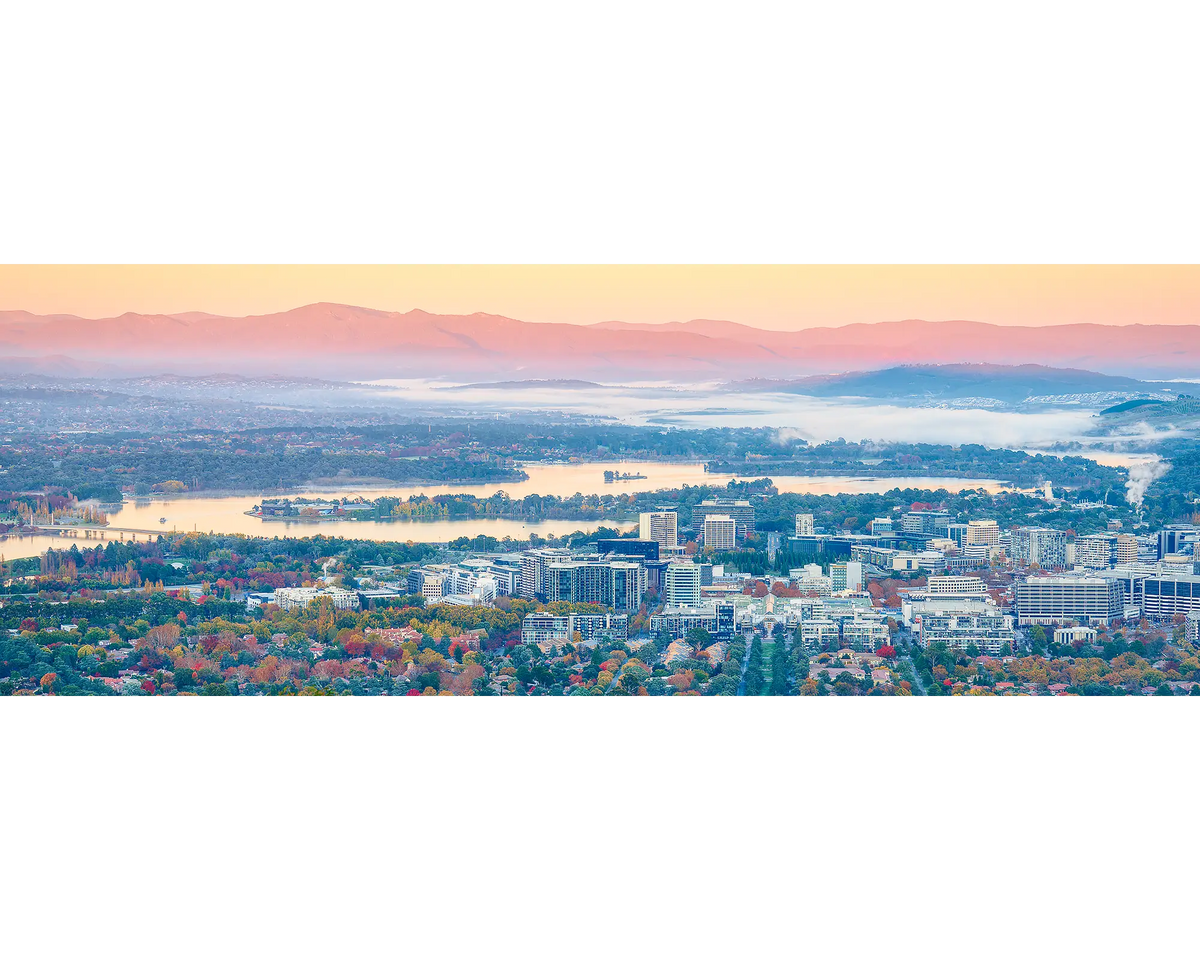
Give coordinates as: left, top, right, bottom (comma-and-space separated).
664, 561, 702, 607
830, 560, 863, 593
692, 499, 755, 541
1014, 575, 1124, 626
1141, 574, 1200, 620
638, 511, 679, 549
406, 569, 448, 602
1115, 533, 1139, 564
901, 510, 950, 537
795, 513, 815, 536
924, 575, 988, 597
944, 523, 969, 549
703, 515, 737, 551
1158, 525, 1199, 560
965, 520, 1001, 556
596, 538, 659, 561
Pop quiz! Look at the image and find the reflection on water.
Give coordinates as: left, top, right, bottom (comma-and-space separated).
0, 461, 1015, 562
0, 518, 639, 562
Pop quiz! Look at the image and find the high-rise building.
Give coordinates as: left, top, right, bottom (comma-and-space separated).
944, 523, 969, 549
795, 513, 815, 536
1158, 525, 1199, 559
692, 499, 755, 541
1074, 534, 1116, 570
664, 561, 702, 607
965, 520, 1001, 556
901, 510, 951, 537
830, 560, 863, 593
518, 547, 572, 599
1010, 526, 1068, 570
638, 511, 679, 549
1115, 533, 1139, 564
703, 515, 737, 551
545, 559, 647, 611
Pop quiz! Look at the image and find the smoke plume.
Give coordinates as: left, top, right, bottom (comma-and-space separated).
1125, 458, 1170, 507
772, 427, 813, 444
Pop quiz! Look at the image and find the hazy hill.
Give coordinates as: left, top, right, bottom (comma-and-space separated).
727, 364, 1189, 404
4, 304, 1200, 380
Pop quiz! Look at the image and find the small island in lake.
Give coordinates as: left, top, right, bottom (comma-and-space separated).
603, 470, 647, 482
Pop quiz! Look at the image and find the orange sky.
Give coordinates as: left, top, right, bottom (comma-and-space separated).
1, 265, 1198, 328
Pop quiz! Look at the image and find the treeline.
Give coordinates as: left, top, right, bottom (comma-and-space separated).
1, 445, 525, 496
707, 441, 1124, 489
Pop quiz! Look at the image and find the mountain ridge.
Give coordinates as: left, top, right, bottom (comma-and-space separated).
4, 304, 1200, 380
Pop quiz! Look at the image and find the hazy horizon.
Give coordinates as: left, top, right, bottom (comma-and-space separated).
5, 264, 1200, 329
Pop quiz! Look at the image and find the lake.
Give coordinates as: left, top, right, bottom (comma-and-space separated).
0, 461, 1013, 561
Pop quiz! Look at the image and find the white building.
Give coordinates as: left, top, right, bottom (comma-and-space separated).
923, 575, 988, 598
1014, 575, 1124, 626
1054, 625, 1097, 645
419, 574, 446, 602
800, 618, 840, 649
273, 585, 359, 612
639, 511, 679, 549
914, 604, 1015, 655
518, 548, 572, 599
1074, 534, 1116, 570
521, 613, 628, 647
795, 513, 815, 536
842, 611, 889, 652
830, 561, 863, 593
703, 515, 737, 551
965, 520, 1001, 557
664, 561, 702, 607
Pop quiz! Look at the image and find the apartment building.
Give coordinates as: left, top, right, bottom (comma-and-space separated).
1010, 526, 1068, 570
638, 511, 679, 549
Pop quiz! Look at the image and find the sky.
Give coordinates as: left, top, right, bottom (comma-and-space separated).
2, 265, 1199, 329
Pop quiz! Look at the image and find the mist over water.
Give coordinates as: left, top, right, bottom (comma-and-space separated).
367, 379, 1106, 449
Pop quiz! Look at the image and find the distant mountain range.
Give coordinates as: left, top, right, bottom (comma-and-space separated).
4, 303, 1200, 380
728, 364, 1192, 404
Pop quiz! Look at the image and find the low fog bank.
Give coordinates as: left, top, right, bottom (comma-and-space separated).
365, 379, 1138, 452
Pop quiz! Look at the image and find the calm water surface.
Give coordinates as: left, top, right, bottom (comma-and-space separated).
1, 461, 1013, 561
